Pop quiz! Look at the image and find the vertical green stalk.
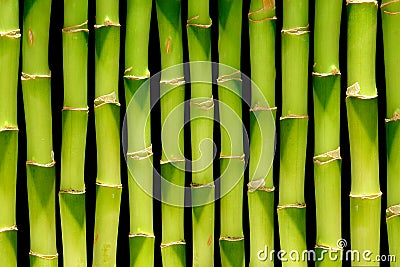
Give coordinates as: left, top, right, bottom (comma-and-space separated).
22, 0, 58, 266
92, 0, 122, 265
381, 0, 400, 265
278, 0, 309, 266
248, 0, 276, 266
124, 0, 154, 266
60, 0, 89, 266
187, 1, 214, 266
346, 1, 380, 266
156, 0, 186, 266
218, 0, 244, 266
313, 0, 342, 266
0, 1, 20, 266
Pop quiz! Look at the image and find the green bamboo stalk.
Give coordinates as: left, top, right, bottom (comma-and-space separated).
59, 0, 89, 266
22, 0, 58, 266
346, 1, 380, 266
156, 0, 186, 266
278, 0, 309, 266
0, 1, 20, 266
248, 0, 276, 266
124, 0, 154, 266
313, 0, 342, 266
381, 0, 400, 265
218, 0, 245, 266
92, 0, 122, 265
187, 1, 214, 266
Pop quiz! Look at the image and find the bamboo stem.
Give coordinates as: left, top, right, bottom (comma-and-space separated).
313, 0, 342, 266
92, 0, 122, 265
59, 0, 89, 266
156, 0, 186, 266
22, 0, 58, 265
218, 0, 245, 266
124, 0, 154, 266
187, 0, 214, 266
248, 0, 276, 266
346, 1, 381, 266
278, 0, 309, 266
0, 1, 20, 266
381, 0, 400, 265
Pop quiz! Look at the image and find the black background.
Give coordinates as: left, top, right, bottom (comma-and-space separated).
13, 0, 388, 266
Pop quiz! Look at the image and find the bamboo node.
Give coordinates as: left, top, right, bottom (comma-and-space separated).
191, 182, 215, 188
21, 72, 51, 81
249, 104, 277, 112
312, 68, 341, 77
248, 15, 277, 23
127, 145, 153, 160
277, 203, 306, 210
94, 19, 121, 29
160, 158, 185, 165
313, 147, 342, 165
248, 179, 275, 192
315, 244, 343, 251
124, 67, 150, 80
217, 70, 242, 83
160, 77, 185, 86
0, 126, 19, 132
248, 6, 276, 17
383, 10, 400, 14
385, 112, 400, 123
187, 15, 212, 28
62, 20, 89, 33
381, 0, 400, 8
59, 189, 86, 195
347, 0, 378, 5
349, 192, 382, 200
281, 25, 310, 35
386, 204, 400, 221
280, 114, 308, 120
220, 153, 245, 163
29, 250, 58, 260
62, 106, 89, 113
219, 236, 245, 242
0, 225, 18, 233
94, 91, 121, 109
190, 97, 214, 110
160, 240, 186, 248
0, 29, 21, 38
96, 181, 123, 189
346, 82, 378, 99
128, 232, 155, 238
26, 151, 56, 168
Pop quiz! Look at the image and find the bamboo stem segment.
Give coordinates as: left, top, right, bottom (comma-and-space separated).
248, 0, 276, 266
381, 0, 400, 265
60, 0, 89, 266
346, 1, 381, 266
218, 0, 245, 266
22, 0, 58, 266
313, 0, 343, 266
0, 1, 20, 266
156, 0, 186, 266
92, 0, 122, 265
187, 0, 214, 266
124, 0, 154, 266
278, 0, 309, 266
